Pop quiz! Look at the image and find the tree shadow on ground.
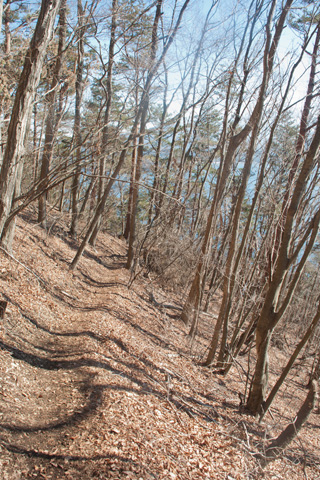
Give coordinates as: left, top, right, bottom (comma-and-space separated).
0, 337, 218, 425
3, 293, 105, 343
0, 382, 104, 433
79, 271, 128, 289
1, 438, 136, 464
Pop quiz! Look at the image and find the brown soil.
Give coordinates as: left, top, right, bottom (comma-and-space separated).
0, 208, 319, 480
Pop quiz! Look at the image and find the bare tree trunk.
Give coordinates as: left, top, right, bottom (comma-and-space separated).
260, 301, 320, 422
181, 0, 260, 325
310, 355, 320, 384
206, 118, 262, 367
214, 45, 309, 368
0, 0, 62, 243
70, 133, 136, 269
4, 0, 11, 55
89, 0, 118, 246
158, 2, 216, 218
0, 1, 3, 37
268, 20, 320, 280
126, 0, 163, 269
70, 0, 85, 237
246, 22, 320, 413
126, 99, 148, 269
38, 0, 67, 227
182, 0, 293, 326
123, 128, 138, 240
147, 61, 168, 225
70, 0, 192, 270
0, 153, 24, 251
220, 29, 310, 372
247, 118, 320, 414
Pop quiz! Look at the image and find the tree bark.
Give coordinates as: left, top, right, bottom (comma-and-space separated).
260, 301, 320, 422
126, 98, 148, 269
4, 0, 11, 55
38, 0, 67, 227
208, 117, 262, 367
123, 127, 138, 241
0, 0, 62, 243
126, 0, 163, 269
70, 0, 85, 237
147, 61, 168, 225
247, 116, 320, 414
269, 19, 320, 271
89, 0, 118, 246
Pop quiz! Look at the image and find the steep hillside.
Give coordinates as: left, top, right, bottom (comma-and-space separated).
0, 209, 319, 480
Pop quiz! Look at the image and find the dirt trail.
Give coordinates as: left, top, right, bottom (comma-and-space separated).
0, 212, 319, 480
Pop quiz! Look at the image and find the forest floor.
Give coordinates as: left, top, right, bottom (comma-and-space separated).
0, 208, 319, 480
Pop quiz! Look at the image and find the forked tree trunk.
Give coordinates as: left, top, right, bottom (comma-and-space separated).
247, 118, 320, 415
181, 0, 261, 325
207, 120, 261, 366
246, 24, 320, 412
182, 0, 293, 326
221, 26, 311, 374
269, 19, 320, 270
260, 301, 320, 422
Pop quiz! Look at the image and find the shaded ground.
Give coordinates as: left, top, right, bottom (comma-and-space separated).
0, 209, 319, 479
